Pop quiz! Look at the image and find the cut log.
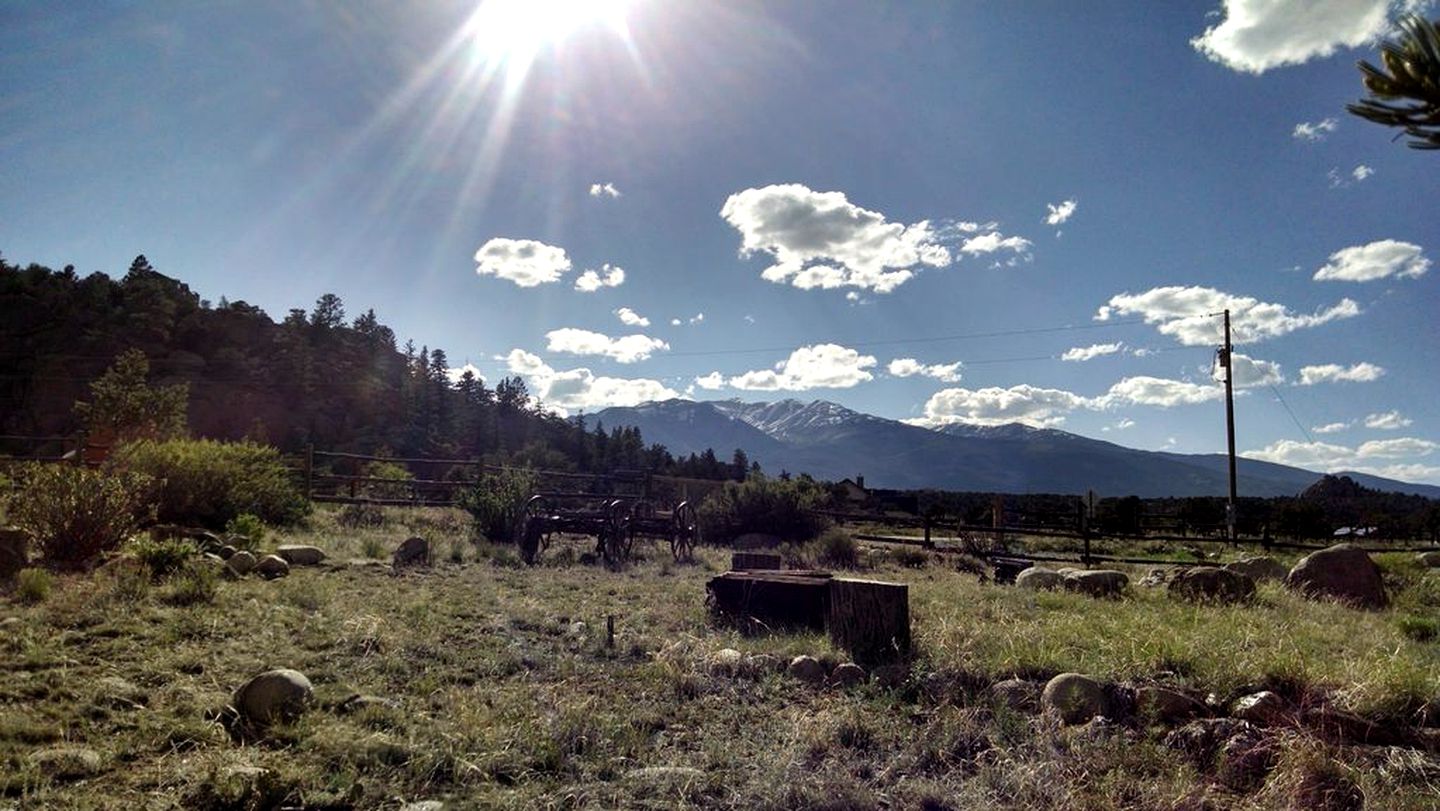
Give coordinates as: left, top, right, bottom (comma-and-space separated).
827, 577, 910, 665
732, 551, 783, 571
706, 571, 831, 632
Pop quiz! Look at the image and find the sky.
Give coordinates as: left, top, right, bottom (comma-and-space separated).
2, 0, 1438, 484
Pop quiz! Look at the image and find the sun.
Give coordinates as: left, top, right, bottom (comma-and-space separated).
464, 0, 633, 74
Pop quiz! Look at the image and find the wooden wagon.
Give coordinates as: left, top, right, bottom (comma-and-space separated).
516, 492, 699, 565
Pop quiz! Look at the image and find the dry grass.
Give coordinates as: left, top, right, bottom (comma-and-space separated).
0, 506, 1437, 808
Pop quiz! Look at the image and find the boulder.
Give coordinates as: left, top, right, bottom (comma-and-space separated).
708, 648, 743, 677
234, 669, 313, 725
226, 550, 257, 576
1223, 556, 1288, 583
787, 655, 825, 684
1416, 551, 1440, 568
0, 527, 28, 581
1042, 673, 1107, 724
276, 545, 326, 566
1284, 544, 1387, 609
1135, 686, 1206, 724
1168, 568, 1256, 604
27, 747, 102, 780
1138, 568, 1172, 588
1063, 569, 1129, 599
255, 555, 290, 580
1015, 567, 1065, 591
392, 536, 430, 568
216, 545, 237, 560
832, 662, 866, 687
1231, 691, 1288, 726
991, 678, 1042, 712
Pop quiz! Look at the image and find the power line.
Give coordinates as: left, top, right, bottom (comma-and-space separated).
1267, 384, 1315, 444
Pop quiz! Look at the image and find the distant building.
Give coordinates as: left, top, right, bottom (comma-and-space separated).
1333, 526, 1378, 538
836, 476, 869, 507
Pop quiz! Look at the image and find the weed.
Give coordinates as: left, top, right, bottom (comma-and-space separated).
338, 502, 386, 529
224, 512, 266, 549
161, 562, 218, 606
129, 535, 197, 578
816, 527, 860, 568
361, 536, 386, 560
16, 568, 52, 604
1397, 614, 1439, 642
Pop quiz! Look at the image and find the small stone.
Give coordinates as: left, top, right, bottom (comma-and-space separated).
1015, 567, 1065, 591
234, 669, 313, 725
1135, 686, 1205, 724
1042, 673, 1107, 724
787, 655, 825, 684
1231, 691, 1288, 726
392, 536, 430, 568
1164, 717, 1258, 770
1223, 556, 1288, 583
708, 648, 743, 677
1063, 570, 1129, 599
1168, 568, 1256, 604
566, 621, 587, 638
1217, 732, 1279, 792
1138, 568, 1172, 588
276, 545, 326, 566
991, 678, 1042, 712
254, 555, 290, 580
832, 662, 866, 687
227, 550, 257, 576
27, 747, 102, 780
400, 802, 445, 811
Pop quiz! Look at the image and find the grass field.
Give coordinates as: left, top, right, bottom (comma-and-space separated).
3, 506, 1439, 809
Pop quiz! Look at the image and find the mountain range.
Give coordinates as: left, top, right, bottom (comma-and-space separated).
593, 398, 1440, 499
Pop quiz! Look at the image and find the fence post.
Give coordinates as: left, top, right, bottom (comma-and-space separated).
305, 444, 314, 500
923, 516, 931, 546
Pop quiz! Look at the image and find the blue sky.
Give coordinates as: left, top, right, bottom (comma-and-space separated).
2, 0, 1437, 483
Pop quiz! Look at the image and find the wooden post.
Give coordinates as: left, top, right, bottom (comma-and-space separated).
827, 578, 910, 665
606, 615, 615, 649
305, 444, 314, 501
923, 516, 931, 546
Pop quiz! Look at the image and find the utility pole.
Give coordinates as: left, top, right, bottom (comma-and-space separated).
1220, 309, 1238, 542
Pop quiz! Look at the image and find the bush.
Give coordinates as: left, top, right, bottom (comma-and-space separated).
359, 460, 413, 500
460, 468, 537, 544
162, 562, 218, 606
696, 475, 830, 545
10, 464, 154, 567
224, 513, 266, 549
816, 527, 859, 569
338, 502, 386, 529
16, 568, 53, 604
109, 439, 308, 529
130, 535, 197, 579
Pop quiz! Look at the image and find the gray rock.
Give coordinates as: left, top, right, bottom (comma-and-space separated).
226, 550, 257, 576
1063, 569, 1129, 599
1415, 551, 1440, 568
0, 527, 29, 581
1015, 567, 1065, 591
1138, 568, 1173, 588
1285, 544, 1387, 609
1042, 673, 1107, 724
1231, 690, 1288, 726
392, 536, 430, 568
1168, 568, 1256, 604
234, 668, 313, 725
708, 648, 743, 677
624, 765, 706, 785
787, 655, 825, 684
27, 747, 102, 780
992, 678, 1042, 712
832, 662, 866, 687
276, 545, 326, 566
1223, 556, 1288, 583
1135, 686, 1205, 724
1163, 717, 1259, 769
255, 555, 290, 580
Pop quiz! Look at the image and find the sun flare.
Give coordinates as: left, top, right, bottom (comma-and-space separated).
465, 0, 632, 71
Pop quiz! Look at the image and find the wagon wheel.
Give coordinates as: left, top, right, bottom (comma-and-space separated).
671, 501, 698, 562
600, 499, 630, 564
518, 495, 550, 565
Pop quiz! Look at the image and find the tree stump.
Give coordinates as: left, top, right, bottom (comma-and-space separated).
827, 578, 910, 665
732, 551, 783, 571
706, 571, 831, 632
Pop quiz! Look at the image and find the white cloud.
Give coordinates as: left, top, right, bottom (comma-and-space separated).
721, 183, 1012, 294
887, 358, 964, 383
1297, 362, 1386, 385
915, 384, 1090, 428
1098, 376, 1223, 408
1352, 164, 1374, 181
614, 307, 650, 327
589, 182, 621, 198
959, 231, 1033, 258
574, 263, 626, 292
1313, 239, 1430, 282
728, 344, 877, 391
1246, 435, 1440, 483
1045, 199, 1078, 226
1192, 0, 1394, 74
1293, 117, 1338, 141
443, 363, 486, 385
693, 372, 726, 391
1061, 342, 1123, 362
1313, 421, 1350, 434
1364, 410, 1413, 430
474, 238, 572, 287
1221, 352, 1285, 388
689, 313, 704, 324
544, 328, 669, 363
1358, 437, 1438, 458
1096, 285, 1360, 345
670, 318, 681, 326
503, 349, 677, 414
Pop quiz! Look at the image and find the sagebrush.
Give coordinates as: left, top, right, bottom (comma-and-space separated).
10, 464, 154, 566
110, 439, 308, 528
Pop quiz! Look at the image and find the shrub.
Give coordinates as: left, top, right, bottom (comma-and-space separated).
130, 535, 197, 579
359, 460, 413, 500
460, 468, 537, 544
696, 475, 830, 545
162, 562, 218, 607
109, 439, 308, 528
10, 464, 154, 567
338, 502, 386, 529
893, 546, 931, 568
360, 536, 385, 560
224, 513, 266, 549
816, 527, 859, 569
16, 568, 53, 604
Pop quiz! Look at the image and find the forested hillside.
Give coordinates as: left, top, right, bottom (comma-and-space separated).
0, 254, 740, 479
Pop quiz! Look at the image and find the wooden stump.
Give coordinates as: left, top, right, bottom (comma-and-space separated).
827, 578, 910, 665
706, 571, 831, 632
732, 551, 783, 571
